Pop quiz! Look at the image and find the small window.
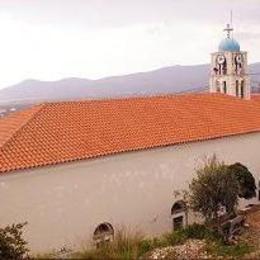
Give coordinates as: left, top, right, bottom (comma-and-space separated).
93, 222, 114, 248
171, 200, 187, 231
223, 81, 227, 94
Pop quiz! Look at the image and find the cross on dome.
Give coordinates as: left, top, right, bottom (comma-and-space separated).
224, 24, 234, 39
219, 17, 240, 52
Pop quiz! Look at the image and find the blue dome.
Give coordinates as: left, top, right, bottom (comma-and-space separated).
218, 38, 240, 52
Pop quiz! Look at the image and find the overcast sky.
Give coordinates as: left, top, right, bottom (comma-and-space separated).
0, 0, 259, 89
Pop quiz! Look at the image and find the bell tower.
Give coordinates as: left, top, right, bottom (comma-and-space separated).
209, 22, 251, 99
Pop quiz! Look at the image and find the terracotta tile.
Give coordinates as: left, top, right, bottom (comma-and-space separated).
1, 93, 260, 174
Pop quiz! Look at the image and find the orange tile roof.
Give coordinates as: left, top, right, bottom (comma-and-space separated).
252, 94, 260, 103
1, 93, 260, 174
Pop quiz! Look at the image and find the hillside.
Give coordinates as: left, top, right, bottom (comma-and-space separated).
0, 63, 259, 104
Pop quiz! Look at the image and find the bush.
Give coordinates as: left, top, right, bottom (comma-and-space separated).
137, 239, 154, 256
73, 229, 147, 259
150, 237, 169, 249
228, 163, 256, 199
73, 228, 170, 259
163, 224, 221, 246
112, 229, 142, 259
164, 230, 187, 246
73, 224, 253, 259
182, 223, 221, 241
206, 240, 253, 257
0, 222, 29, 260
189, 156, 239, 227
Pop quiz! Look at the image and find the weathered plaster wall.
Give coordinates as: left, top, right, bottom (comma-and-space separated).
0, 133, 260, 252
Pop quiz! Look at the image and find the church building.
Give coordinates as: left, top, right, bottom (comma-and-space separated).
0, 23, 260, 253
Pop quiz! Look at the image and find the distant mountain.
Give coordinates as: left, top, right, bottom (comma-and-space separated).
0, 63, 260, 104
250, 63, 260, 93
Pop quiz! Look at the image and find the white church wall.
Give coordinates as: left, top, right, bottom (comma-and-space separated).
0, 132, 260, 253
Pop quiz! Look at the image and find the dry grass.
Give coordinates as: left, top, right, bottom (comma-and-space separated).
72, 228, 148, 260
34, 223, 256, 259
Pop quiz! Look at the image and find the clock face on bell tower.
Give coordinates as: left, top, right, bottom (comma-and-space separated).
209, 23, 251, 100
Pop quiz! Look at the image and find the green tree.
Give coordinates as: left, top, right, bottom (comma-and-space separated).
0, 222, 29, 260
228, 163, 256, 200
189, 156, 239, 226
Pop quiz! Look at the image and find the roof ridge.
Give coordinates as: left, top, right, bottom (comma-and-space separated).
0, 104, 46, 150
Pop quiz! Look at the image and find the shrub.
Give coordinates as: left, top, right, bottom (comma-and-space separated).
73, 223, 252, 259
182, 223, 221, 241
189, 156, 239, 228
228, 163, 256, 199
206, 240, 253, 257
112, 229, 142, 259
73, 228, 146, 259
164, 230, 187, 246
137, 239, 154, 256
163, 224, 221, 247
0, 222, 29, 260
150, 237, 169, 249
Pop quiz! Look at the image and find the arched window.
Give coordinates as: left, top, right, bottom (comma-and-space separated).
171, 201, 188, 231
93, 222, 114, 247
241, 81, 245, 99
216, 81, 220, 93
223, 81, 227, 94
236, 80, 239, 97
171, 200, 187, 215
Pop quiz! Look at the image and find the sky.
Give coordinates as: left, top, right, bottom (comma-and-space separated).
0, 0, 259, 89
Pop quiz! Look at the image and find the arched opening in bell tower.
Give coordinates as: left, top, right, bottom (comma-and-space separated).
223, 81, 227, 94
236, 80, 239, 97
241, 80, 245, 99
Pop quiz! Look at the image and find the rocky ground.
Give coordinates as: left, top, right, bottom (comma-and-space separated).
145, 206, 260, 260
145, 239, 210, 260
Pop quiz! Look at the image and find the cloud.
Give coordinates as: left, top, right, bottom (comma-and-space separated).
237, 32, 260, 40
0, 0, 259, 89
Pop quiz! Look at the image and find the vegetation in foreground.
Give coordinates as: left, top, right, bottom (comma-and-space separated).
188, 156, 256, 228
71, 224, 253, 259
0, 222, 29, 260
